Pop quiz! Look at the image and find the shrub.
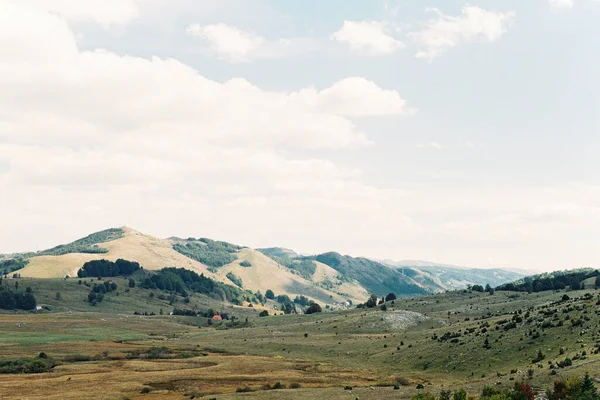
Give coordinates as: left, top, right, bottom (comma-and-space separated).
385, 292, 397, 302
289, 383, 301, 389
240, 261, 252, 267
305, 303, 322, 314
259, 310, 269, 317
453, 389, 468, 400
64, 354, 92, 362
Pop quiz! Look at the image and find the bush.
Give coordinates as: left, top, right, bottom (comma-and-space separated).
289, 383, 301, 389
305, 303, 322, 314
236, 387, 253, 393
240, 260, 252, 267
0, 357, 56, 374
265, 289, 275, 299
259, 310, 269, 317
64, 354, 92, 362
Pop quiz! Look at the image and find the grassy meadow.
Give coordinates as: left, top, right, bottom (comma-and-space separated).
2, 276, 600, 399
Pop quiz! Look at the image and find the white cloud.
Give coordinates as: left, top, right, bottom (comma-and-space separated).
15, 0, 143, 27
410, 6, 515, 61
186, 23, 265, 62
291, 77, 414, 117
331, 20, 404, 55
0, 2, 417, 254
549, 0, 574, 11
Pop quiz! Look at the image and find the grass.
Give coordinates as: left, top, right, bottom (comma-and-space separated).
2, 279, 600, 399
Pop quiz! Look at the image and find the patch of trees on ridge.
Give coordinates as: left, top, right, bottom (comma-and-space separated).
35, 228, 124, 257
1, 258, 29, 276
497, 269, 599, 293
141, 268, 258, 305
172, 238, 240, 269
77, 259, 141, 278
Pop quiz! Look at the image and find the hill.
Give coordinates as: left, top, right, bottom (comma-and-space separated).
382, 259, 526, 291
2, 275, 600, 399
2, 227, 524, 306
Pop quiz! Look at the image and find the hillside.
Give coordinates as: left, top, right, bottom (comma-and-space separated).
4, 228, 365, 305
2, 276, 600, 399
383, 259, 526, 291
2, 228, 524, 307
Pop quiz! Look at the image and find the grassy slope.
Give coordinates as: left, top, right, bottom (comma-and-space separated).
17, 229, 363, 305
18, 228, 217, 279
216, 249, 364, 304
2, 280, 600, 399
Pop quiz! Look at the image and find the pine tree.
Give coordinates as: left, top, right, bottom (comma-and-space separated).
582, 372, 598, 397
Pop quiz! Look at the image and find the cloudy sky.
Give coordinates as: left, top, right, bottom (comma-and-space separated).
1, 0, 598, 271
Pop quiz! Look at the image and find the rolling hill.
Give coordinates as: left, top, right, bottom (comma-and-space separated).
2, 227, 523, 305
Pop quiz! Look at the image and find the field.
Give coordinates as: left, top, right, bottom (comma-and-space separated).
2, 277, 600, 399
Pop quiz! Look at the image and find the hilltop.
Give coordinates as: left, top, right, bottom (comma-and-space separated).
2, 227, 523, 305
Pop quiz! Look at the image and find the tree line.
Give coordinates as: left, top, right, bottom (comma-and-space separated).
0, 280, 36, 310
77, 259, 141, 278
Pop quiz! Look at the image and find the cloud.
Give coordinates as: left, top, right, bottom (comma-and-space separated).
410, 6, 515, 61
549, 0, 574, 11
186, 23, 266, 62
331, 20, 404, 55
15, 0, 143, 27
291, 77, 414, 117
0, 2, 418, 254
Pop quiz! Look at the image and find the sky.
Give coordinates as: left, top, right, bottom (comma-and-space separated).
0, 0, 598, 271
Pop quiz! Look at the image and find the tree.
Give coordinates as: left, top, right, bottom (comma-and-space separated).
14, 281, 18, 290
582, 373, 598, 398
365, 294, 378, 308
55, 292, 61, 300
305, 303, 322, 314
472, 285, 484, 293
265, 289, 275, 300
128, 278, 135, 288
0, 290, 16, 310
484, 284, 492, 293
595, 276, 600, 289
20, 292, 37, 310
385, 293, 397, 302
259, 310, 269, 317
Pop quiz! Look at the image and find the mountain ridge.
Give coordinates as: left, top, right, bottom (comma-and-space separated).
2, 227, 524, 304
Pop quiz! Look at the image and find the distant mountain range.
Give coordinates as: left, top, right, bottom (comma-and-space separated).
2, 227, 525, 304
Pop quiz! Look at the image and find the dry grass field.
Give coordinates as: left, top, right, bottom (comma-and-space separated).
3, 277, 600, 399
